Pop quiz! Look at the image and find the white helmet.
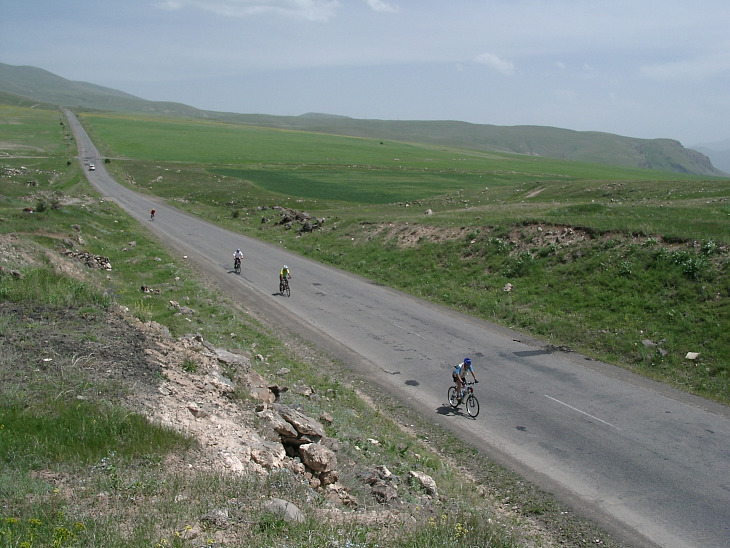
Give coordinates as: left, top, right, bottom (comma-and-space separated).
283, 265, 288, 269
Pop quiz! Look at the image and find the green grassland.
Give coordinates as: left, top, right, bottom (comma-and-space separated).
82, 112, 727, 231
4, 104, 581, 548
78, 111, 730, 404
1, 103, 725, 548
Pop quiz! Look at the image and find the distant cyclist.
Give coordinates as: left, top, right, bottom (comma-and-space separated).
279, 265, 292, 293
453, 358, 478, 401
150, 209, 155, 220
233, 248, 244, 272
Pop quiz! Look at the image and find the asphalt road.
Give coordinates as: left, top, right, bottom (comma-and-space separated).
67, 111, 729, 548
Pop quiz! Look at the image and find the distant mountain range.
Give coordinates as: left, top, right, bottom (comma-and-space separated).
690, 139, 730, 175
0, 62, 726, 177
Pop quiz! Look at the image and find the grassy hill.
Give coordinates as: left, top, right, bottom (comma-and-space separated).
0, 101, 625, 548
75, 109, 729, 405
0, 62, 723, 176
0, 63, 204, 117
222, 113, 722, 175
694, 141, 730, 174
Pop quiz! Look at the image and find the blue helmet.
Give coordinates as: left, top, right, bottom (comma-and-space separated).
464, 358, 471, 366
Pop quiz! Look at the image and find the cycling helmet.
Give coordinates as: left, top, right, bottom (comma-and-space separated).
283, 265, 288, 269
464, 358, 471, 366
236, 249, 241, 252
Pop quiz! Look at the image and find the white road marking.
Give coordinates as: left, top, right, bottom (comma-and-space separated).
545, 395, 622, 431
392, 322, 428, 340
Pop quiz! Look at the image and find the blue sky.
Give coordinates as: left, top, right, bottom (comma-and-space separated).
2, 0, 730, 145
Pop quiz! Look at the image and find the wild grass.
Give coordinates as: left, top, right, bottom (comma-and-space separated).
0, 105, 563, 547
72, 111, 730, 404
279, 223, 728, 401
0, 267, 109, 307
81, 112, 700, 206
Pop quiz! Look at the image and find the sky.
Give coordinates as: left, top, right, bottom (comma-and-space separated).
2, 0, 730, 146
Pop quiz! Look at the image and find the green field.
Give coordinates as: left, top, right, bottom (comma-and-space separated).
1, 103, 726, 548
74, 111, 730, 405
4, 103, 617, 548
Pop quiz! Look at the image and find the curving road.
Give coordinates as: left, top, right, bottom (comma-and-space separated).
67, 111, 729, 548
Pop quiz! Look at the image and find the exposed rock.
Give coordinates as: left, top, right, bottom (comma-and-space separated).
247, 370, 276, 403
299, 443, 337, 473
250, 440, 287, 469
320, 469, 339, 486
257, 408, 299, 439
187, 402, 209, 418
268, 384, 288, 402
371, 482, 398, 503
213, 348, 251, 371
360, 469, 383, 486
274, 404, 326, 438
63, 250, 111, 270
201, 507, 229, 527
376, 465, 393, 480
409, 470, 438, 497
207, 370, 235, 396
274, 207, 325, 233
263, 498, 305, 523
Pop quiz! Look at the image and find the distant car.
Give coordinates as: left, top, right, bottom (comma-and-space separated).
88, 164, 95, 171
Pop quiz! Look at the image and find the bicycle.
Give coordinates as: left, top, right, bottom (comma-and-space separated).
279, 277, 291, 297
233, 257, 241, 275
150, 209, 155, 221
448, 381, 480, 418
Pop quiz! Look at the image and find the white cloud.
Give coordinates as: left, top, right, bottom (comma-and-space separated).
475, 52, 514, 75
155, 0, 340, 21
364, 0, 397, 13
5, 0, 730, 143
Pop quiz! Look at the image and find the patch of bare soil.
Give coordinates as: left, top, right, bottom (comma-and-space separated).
358, 222, 473, 248
0, 141, 45, 152
0, 233, 42, 270
356, 220, 715, 258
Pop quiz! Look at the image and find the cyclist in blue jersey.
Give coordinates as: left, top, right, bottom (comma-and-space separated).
453, 358, 478, 401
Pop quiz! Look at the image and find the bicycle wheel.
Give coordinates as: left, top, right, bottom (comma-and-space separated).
285, 283, 290, 297
447, 386, 459, 407
465, 394, 480, 418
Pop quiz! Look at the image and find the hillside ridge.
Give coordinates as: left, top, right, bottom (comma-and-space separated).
0, 62, 723, 176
